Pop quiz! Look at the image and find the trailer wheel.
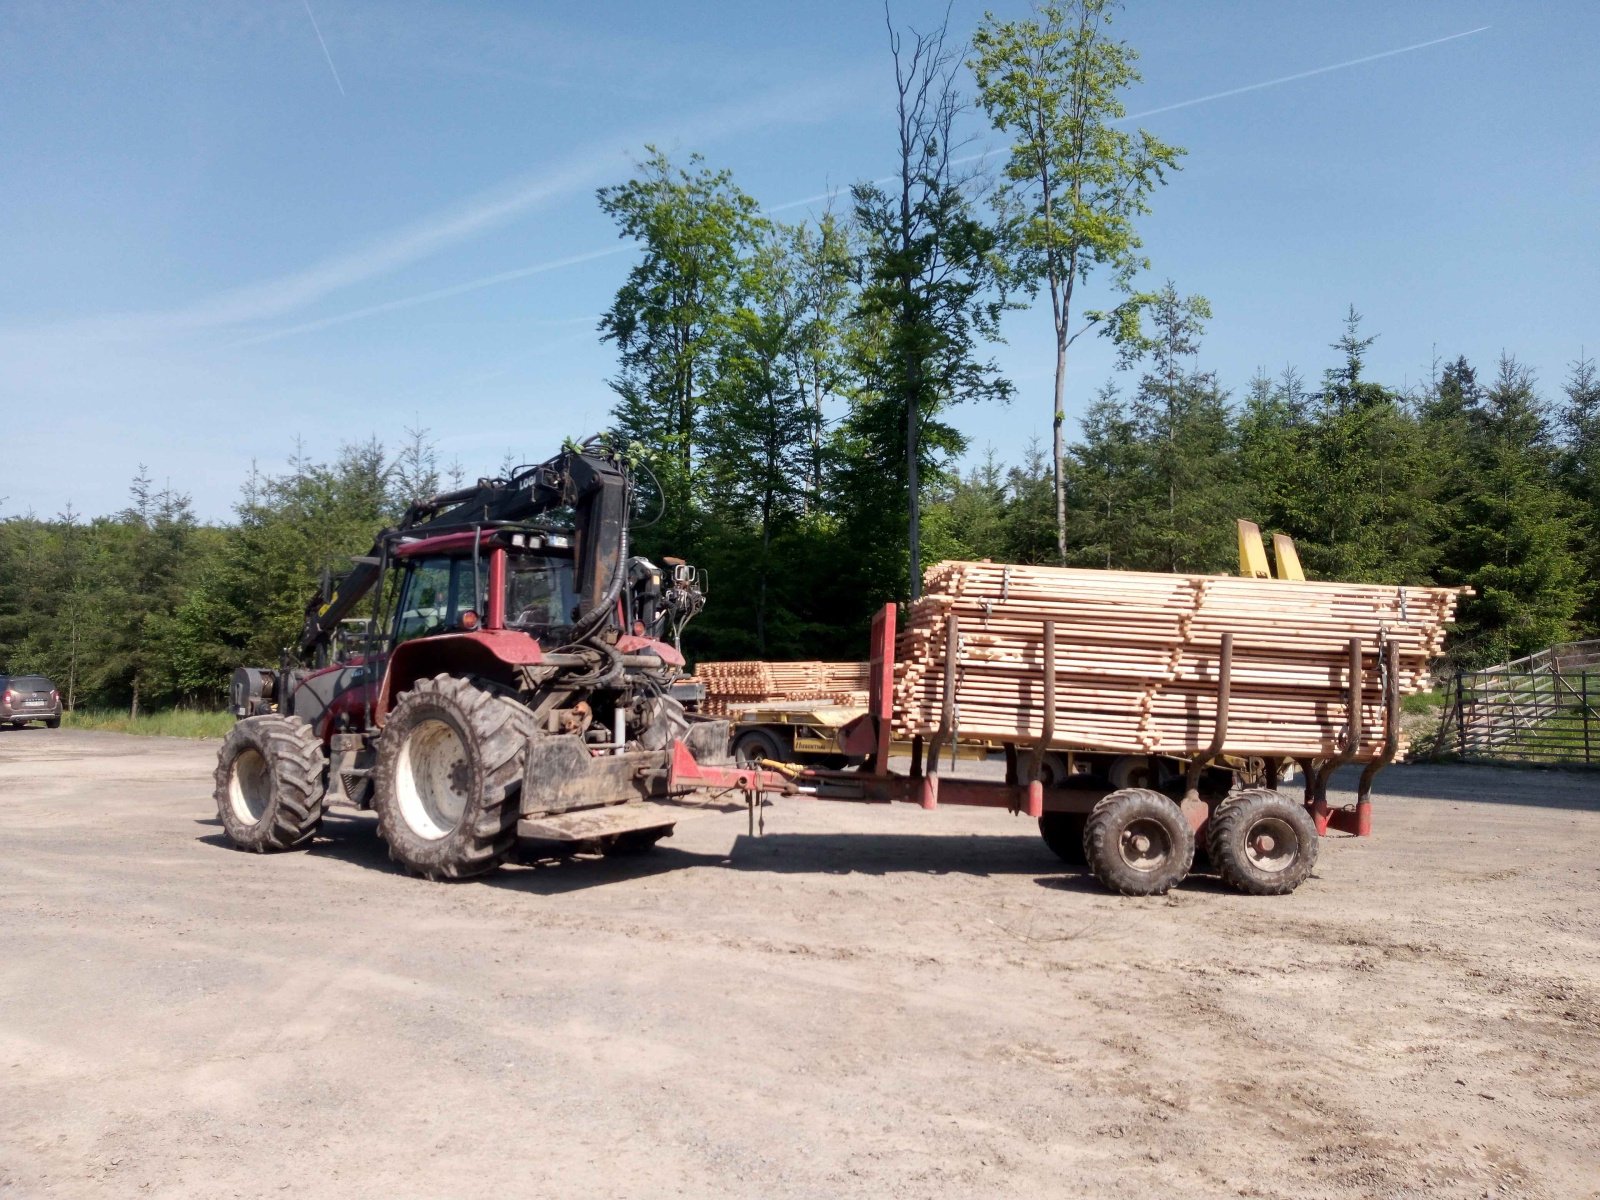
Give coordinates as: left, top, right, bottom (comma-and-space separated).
1083, 788, 1194, 896
373, 675, 533, 881
1206, 789, 1318, 896
1037, 811, 1087, 864
733, 728, 784, 766
213, 715, 326, 852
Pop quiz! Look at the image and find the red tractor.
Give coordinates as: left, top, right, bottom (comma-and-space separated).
214, 437, 761, 879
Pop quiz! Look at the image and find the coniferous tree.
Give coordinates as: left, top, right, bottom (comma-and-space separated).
1558, 354, 1600, 634
1453, 355, 1586, 662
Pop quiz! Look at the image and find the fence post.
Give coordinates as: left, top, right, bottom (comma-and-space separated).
1585, 672, 1592, 766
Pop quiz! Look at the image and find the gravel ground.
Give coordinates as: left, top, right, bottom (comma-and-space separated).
1, 727, 1597, 1199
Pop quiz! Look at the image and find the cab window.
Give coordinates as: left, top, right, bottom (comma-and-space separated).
394, 556, 482, 643
506, 555, 579, 638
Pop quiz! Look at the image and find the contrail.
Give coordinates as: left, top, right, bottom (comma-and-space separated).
230, 248, 624, 346
303, 0, 346, 96
240, 24, 1489, 342
1126, 25, 1490, 121
773, 25, 1493, 212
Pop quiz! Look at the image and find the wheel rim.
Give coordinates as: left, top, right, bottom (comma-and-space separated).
1243, 815, 1299, 874
1118, 817, 1173, 873
396, 718, 471, 840
228, 748, 270, 825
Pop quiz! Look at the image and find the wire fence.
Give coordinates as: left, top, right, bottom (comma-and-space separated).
1439, 641, 1600, 766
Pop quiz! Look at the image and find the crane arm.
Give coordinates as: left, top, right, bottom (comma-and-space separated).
298, 437, 631, 660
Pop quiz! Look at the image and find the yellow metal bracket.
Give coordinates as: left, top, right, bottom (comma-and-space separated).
1237, 520, 1271, 579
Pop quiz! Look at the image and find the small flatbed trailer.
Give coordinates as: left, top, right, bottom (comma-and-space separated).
727, 700, 996, 768
740, 603, 1402, 897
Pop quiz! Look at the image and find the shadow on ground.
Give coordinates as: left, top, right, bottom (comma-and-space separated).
193, 809, 1106, 895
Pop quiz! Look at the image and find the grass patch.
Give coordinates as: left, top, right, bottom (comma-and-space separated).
1402, 689, 1443, 716
63, 708, 235, 739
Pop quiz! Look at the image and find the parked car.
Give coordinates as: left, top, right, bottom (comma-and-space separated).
0, 674, 61, 728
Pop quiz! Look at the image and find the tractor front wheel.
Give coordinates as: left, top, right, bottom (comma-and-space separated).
372, 675, 533, 881
214, 715, 326, 852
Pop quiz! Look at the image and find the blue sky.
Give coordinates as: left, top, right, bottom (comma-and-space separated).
2, 0, 1595, 521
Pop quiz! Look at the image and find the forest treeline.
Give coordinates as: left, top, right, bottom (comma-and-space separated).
2, 316, 1594, 712
1, 2, 1595, 712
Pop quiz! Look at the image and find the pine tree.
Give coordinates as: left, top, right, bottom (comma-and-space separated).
1558, 354, 1600, 634
1454, 355, 1586, 662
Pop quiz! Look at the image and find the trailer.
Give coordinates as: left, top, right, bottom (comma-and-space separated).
743, 600, 1409, 897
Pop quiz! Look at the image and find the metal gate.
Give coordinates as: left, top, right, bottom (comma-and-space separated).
1445, 641, 1600, 766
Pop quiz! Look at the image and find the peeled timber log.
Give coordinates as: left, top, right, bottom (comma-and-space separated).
692, 660, 870, 716
894, 561, 1465, 761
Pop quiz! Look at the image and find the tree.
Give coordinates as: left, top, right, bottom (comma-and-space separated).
852, 5, 1011, 598
784, 214, 856, 504
598, 148, 767, 553
971, 0, 1184, 562
1453, 355, 1587, 662
392, 424, 441, 506
699, 230, 815, 653
1120, 284, 1238, 573
1558, 354, 1600, 633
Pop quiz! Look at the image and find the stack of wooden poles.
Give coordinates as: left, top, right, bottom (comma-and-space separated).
895, 561, 1465, 761
694, 661, 871, 716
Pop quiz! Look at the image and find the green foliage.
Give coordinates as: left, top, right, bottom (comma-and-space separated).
849, 9, 1013, 599
971, 0, 1185, 561
1451, 356, 1587, 662
598, 147, 768, 554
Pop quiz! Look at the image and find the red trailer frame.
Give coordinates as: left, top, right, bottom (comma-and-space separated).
724, 603, 1399, 840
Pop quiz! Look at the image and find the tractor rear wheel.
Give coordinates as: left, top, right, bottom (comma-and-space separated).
214, 715, 326, 852
372, 674, 533, 881
1206, 789, 1318, 895
1083, 788, 1194, 896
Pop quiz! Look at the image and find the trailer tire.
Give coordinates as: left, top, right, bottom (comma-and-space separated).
373, 674, 533, 881
733, 728, 784, 766
1206, 789, 1318, 896
1083, 788, 1194, 896
214, 715, 326, 852
1037, 811, 1087, 864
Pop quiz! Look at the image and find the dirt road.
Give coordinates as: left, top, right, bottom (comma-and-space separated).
2, 728, 1597, 1198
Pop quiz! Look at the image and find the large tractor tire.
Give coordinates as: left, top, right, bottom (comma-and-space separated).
1083, 787, 1195, 896
372, 675, 533, 881
214, 715, 326, 852
1206, 788, 1319, 896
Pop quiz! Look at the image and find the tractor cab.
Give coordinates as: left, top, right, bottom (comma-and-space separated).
385, 527, 681, 652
